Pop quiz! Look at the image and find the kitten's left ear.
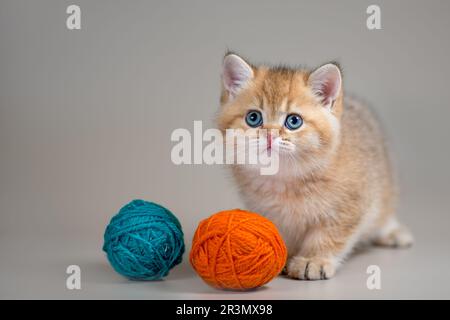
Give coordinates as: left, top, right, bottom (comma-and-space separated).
222, 54, 254, 98
308, 63, 342, 109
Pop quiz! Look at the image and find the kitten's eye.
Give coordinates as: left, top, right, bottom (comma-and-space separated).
285, 114, 303, 130
245, 110, 263, 128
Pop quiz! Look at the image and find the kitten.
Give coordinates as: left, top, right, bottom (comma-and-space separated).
217, 53, 413, 280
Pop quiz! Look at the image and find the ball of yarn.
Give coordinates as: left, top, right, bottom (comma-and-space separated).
103, 199, 185, 280
190, 209, 287, 290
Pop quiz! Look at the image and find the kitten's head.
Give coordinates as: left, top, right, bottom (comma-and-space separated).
217, 53, 343, 177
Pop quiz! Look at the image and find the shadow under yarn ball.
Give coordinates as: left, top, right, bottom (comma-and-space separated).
103, 199, 185, 280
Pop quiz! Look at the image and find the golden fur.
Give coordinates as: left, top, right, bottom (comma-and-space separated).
217, 54, 413, 280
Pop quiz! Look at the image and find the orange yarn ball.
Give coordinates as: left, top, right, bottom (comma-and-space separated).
190, 209, 287, 290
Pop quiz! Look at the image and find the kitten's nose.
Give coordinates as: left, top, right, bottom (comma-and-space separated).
264, 127, 278, 150
262, 125, 279, 150
267, 132, 272, 149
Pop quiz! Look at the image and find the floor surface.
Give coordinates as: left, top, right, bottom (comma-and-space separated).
1, 199, 449, 300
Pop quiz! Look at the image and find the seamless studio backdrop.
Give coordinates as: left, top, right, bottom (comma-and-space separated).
1, 0, 450, 299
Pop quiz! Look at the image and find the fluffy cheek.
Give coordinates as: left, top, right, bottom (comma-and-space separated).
296, 132, 322, 153
222, 118, 261, 153
291, 117, 339, 161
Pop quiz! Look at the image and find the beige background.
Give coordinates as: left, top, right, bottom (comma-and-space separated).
1, 0, 450, 299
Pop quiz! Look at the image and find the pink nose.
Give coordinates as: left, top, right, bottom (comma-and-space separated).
267, 132, 272, 149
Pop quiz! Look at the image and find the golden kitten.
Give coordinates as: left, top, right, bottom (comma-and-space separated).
217, 53, 413, 280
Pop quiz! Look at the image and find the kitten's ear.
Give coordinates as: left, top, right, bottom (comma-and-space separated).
222, 54, 254, 98
308, 63, 342, 109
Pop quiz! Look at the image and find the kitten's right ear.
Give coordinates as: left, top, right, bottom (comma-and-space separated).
308, 63, 342, 110
222, 54, 254, 98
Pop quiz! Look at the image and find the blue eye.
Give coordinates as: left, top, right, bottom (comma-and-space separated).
245, 110, 263, 128
285, 114, 303, 130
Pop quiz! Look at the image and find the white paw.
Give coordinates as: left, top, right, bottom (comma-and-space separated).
373, 226, 414, 248
286, 256, 336, 280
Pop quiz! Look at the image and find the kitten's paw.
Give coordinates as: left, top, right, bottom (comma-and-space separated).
373, 226, 413, 248
286, 256, 336, 280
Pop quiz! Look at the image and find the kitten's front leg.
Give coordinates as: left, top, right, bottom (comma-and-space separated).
287, 256, 336, 280
286, 226, 350, 280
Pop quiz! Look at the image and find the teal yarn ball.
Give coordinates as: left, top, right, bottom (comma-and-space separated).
103, 199, 185, 280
